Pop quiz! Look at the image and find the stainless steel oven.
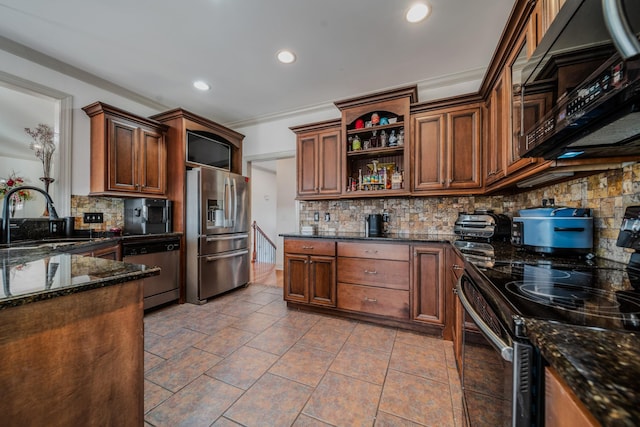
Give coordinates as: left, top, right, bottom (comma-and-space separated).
456, 274, 537, 427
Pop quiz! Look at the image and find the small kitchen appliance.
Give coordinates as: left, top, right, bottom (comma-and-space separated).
454, 209, 511, 241
124, 198, 172, 235
511, 202, 593, 254
366, 214, 383, 237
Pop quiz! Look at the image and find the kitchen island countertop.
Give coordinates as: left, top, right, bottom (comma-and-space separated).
0, 247, 160, 310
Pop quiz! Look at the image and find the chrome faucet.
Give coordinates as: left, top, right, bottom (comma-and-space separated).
1, 186, 59, 244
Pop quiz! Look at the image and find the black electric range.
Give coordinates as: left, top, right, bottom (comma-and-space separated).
461, 206, 640, 336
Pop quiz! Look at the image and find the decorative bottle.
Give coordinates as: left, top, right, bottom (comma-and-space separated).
388, 130, 397, 146
380, 130, 388, 147
352, 135, 362, 151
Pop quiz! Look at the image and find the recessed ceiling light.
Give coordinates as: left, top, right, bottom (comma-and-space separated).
193, 80, 210, 91
277, 50, 296, 64
406, 3, 430, 23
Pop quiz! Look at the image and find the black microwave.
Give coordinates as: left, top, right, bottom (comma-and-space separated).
519, 0, 640, 160
186, 130, 231, 170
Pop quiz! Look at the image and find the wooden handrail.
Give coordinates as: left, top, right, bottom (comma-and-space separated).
251, 221, 276, 263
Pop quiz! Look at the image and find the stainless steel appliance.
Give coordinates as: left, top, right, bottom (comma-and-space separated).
122, 236, 180, 310
511, 203, 593, 254
454, 209, 511, 241
124, 198, 172, 235
456, 205, 640, 426
186, 167, 250, 304
520, 0, 640, 160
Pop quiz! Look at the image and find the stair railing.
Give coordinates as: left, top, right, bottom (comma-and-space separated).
251, 221, 276, 264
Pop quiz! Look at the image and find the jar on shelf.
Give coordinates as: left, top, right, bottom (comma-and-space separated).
352, 135, 362, 151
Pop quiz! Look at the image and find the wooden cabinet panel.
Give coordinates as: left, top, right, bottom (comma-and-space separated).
318, 130, 341, 195
486, 73, 508, 186
309, 255, 336, 306
412, 245, 446, 326
448, 108, 481, 189
545, 367, 598, 427
337, 242, 409, 261
337, 283, 409, 319
338, 258, 409, 290
284, 239, 335, 256
284, 254, 309, 303
109, 117, 138, 192
297, 134, 318, 196
139, 127, 165, 194
413, 113, 446, 191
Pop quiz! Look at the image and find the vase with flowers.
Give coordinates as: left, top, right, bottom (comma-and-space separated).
0, 172, 33, 217
25, 123, 56, 216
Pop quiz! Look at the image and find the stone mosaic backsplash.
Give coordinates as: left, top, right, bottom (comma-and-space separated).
300, 163, 640, 264
70, 195, 124, 231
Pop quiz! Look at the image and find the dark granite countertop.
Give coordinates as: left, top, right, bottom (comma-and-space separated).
0, 239, 161, 310
525, 319, 640, 426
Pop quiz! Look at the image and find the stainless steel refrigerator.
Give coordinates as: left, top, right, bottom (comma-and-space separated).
186, 167, 250, 304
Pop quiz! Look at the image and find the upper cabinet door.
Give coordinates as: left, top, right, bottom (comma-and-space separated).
107, 117, 138, 193
297, 133, 319, 196
413, 112, 446, 191
317, 129, 342, 196
447, 106, 481, 189
485, 72, 508, 186
138, 127, 166, 195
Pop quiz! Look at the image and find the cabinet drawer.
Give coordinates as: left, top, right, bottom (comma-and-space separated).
338, 258, 409, 290
338, 242, 409, 261
337, 283, 409, 319
285, 239, 335, 256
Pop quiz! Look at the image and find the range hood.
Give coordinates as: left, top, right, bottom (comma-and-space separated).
520, 0, 640, 160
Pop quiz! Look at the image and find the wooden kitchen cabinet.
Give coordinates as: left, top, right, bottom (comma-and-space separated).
83, 102, 168, 197
68, 240, 122, 261
485, 71, 508, 186
412, 102, 482, 193
545, 366, 599, 427
291, 120, 342, 199
412, 244, 447, 330
335, 86, 417, 198
283, 239, 336, 307
337, 241, 410, 319
449, 247, 465, 370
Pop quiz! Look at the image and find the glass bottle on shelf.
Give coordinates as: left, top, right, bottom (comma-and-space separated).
388, 130, 397, 146
358, 168, 363, 191
370, 130, 378, 148
347, 136, 353, 151
380, 130, 388, 147
392, 167, 402, 190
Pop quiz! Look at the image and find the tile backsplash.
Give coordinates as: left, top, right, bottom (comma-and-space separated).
300, 162, 640, 264
70, 195, 124, 231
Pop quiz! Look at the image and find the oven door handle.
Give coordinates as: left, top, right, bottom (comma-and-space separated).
456, 276, 513, 362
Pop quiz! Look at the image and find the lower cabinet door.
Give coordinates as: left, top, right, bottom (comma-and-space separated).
309, 255, 336, 307
412, 245, 446, 325
284, 254, 309, 303
337, 283, 409, 319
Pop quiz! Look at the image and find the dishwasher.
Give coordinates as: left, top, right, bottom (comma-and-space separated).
122, 236, 180, 310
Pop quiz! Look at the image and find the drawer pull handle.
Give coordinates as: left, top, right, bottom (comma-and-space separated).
364, 250, 378, 254
364, 269, 378, 274
364, 297, 377, 303
452, 265, 464, 270
302, 246, 314, 249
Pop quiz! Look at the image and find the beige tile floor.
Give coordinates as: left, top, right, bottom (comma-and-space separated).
143, 283, 463, 427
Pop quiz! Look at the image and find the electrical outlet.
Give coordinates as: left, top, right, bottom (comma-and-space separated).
314, 212, 320, 222
83, 212, 104, 224
324, 213, 330, 222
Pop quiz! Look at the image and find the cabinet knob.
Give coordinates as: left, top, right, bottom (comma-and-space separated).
309, 260, 313, 264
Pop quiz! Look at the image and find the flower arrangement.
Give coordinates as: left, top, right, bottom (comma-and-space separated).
25, 123, 56, 178
0, 171, 33, 203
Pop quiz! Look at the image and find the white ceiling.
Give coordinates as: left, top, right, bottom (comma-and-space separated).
0, 0, 516, 126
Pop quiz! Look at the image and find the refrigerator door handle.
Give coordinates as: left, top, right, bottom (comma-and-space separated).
224, 177, 230, 226
205, 233, 249, 242
232, 177, 237, 228
205, 249, 249, 262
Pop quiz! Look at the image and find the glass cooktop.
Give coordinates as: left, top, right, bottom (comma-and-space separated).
474, 259, 640, 332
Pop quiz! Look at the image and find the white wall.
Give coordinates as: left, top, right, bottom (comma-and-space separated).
249, 165, 277, 242
275, 158, 297, 269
